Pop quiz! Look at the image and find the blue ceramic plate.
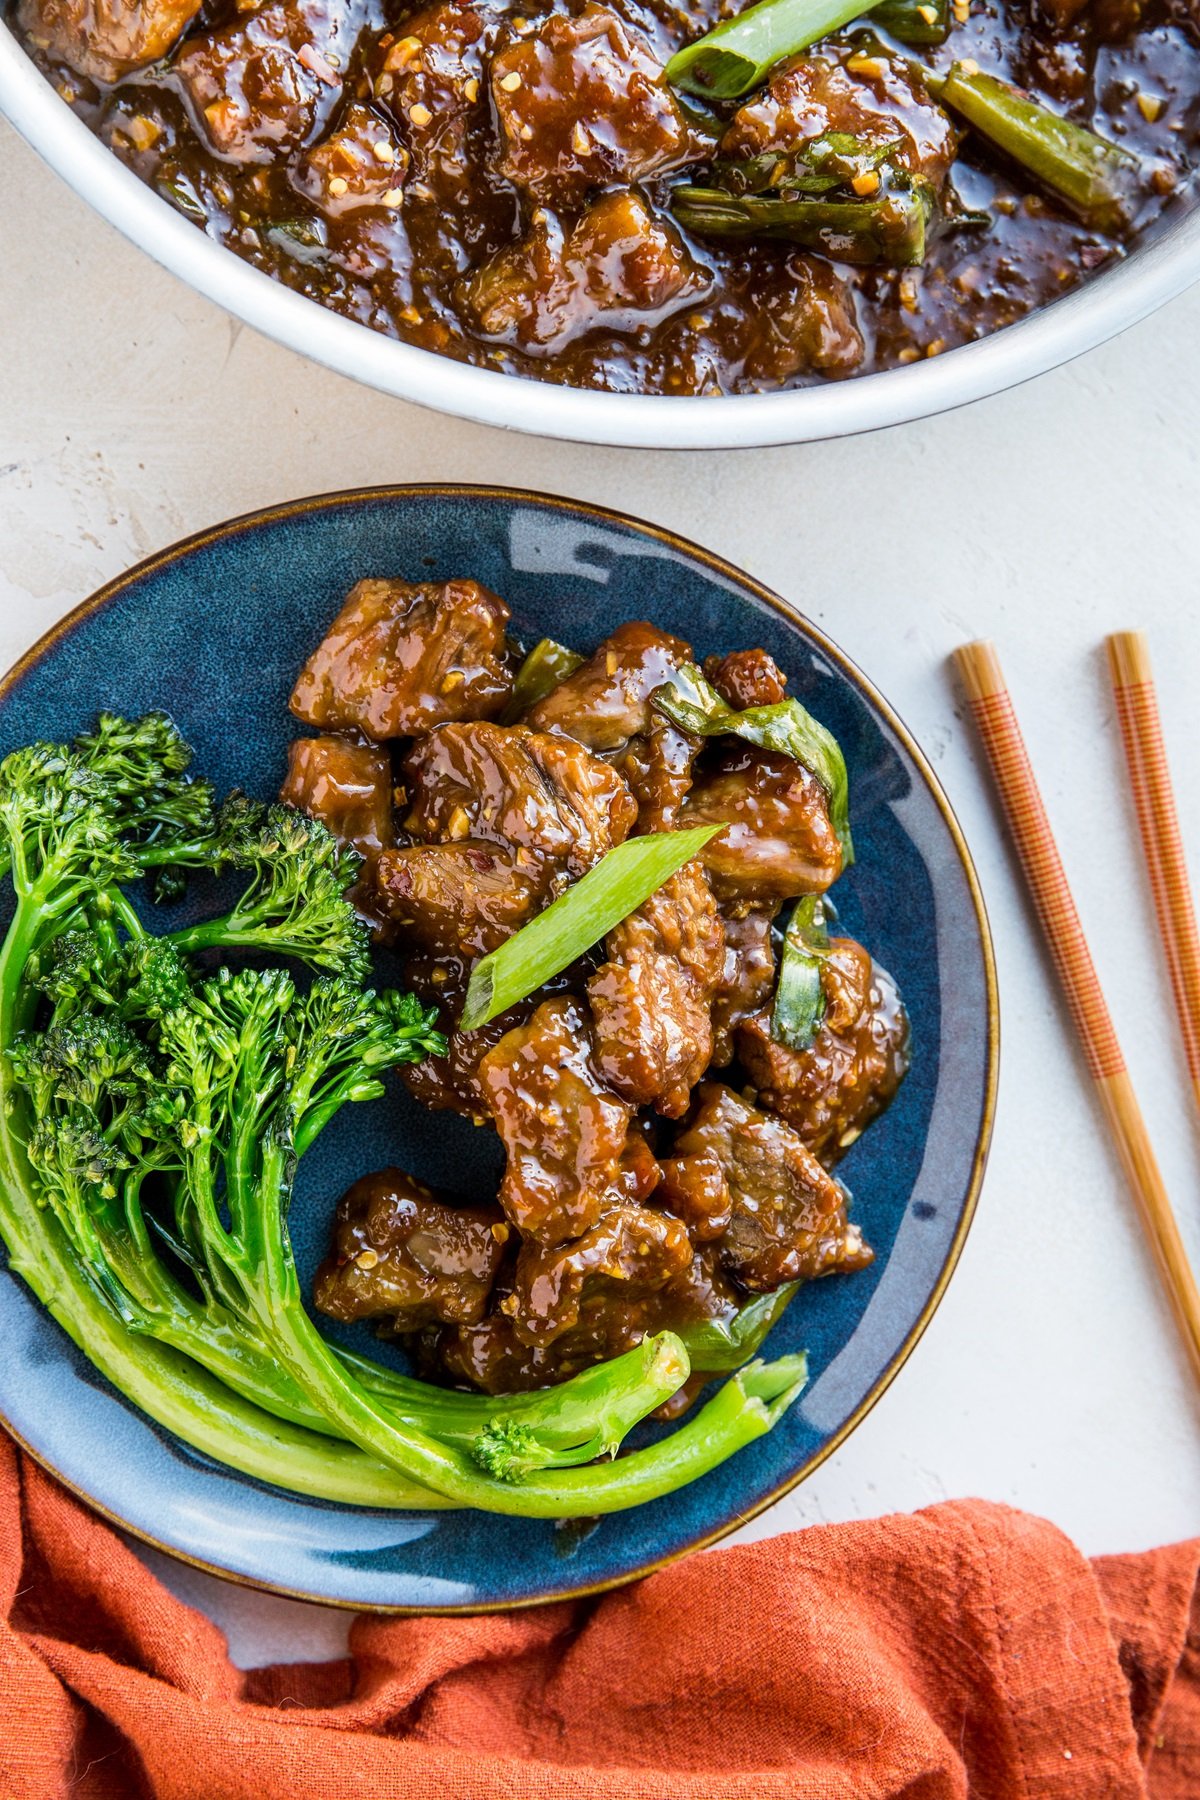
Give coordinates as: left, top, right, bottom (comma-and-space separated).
0, 486, 996, 1612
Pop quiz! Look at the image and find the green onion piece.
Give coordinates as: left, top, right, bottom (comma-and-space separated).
928, 63, 1141, 233
679, 1287, 800, 1370
502, 638, 585, 724
772, 895, 831, 1050
459, 826, 721, 1031
651, 664, 854, 865
667, 0, 882, 98
672, 183, 929, 266
873, 0, 949, 44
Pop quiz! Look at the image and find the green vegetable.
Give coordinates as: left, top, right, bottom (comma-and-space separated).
651, 664, 854, 865
772, 895, 831, 1051
678, 1288, 801, 1371
928, 62, 1140, 233
672, 182, 931, 267
459, 825, 722, 1031
502, 637, 585, 723
711, 132, 905, 198
667, 0, 881, 99
0, 714, 808, 1515
873, 0, 949, 45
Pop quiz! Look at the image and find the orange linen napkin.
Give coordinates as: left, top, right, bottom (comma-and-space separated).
0, 1431, 1195, 1800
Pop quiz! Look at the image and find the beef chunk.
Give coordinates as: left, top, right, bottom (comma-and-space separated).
280, 735, 394, 862
367, 2, 493, 204
721, 47, 957, 194
173, 0, 362, 165
507, 1202, 692, 1346
670, 1082, 872, 1290
491, 4, 705, 207
681, 742, 843, 901
736, 939, 910, 1163
294, 101, 408, 215
657, 1145, 732, 1241
291, 577, 512, 738
740, 254, 865, 385
524, 620, 699, 824
18, 0, 200, 82
312, 1168, 506, 1329
478, 996, 631, 1245
463, 191, 711, 355
375, 842, 545, 960
587, 861, 724, 1116
703, 648, 788, 711
401, 720, 636, 873
711, 902, 779, 1066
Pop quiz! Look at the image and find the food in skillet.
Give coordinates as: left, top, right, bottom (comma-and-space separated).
13, 0, 1197, 393
282, 577, 909, 1405
0, 577, 905, 1514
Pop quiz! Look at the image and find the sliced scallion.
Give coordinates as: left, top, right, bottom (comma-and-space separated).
651, 663, 854, 864
772, 894, 831, 1050
459, 825, 721, 1032
502, 638, 585, 724
667, 0, 883, 99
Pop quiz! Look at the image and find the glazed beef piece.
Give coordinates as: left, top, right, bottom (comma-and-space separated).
721, 46, 958, 195
586, 861, 724, 1117
376, 841, 544, 959
682, 743, 843, 901
490, 4, 706, 208
400, 720, 636, 870
704, 647, 788, 712
736, 938, 910, 1163
738, 255, 865, 386
463, 190, 711, 355
290, 578, 513, 738
313, 1168, 507, 1329
669, 1082, 872, 1290
478, 997, 632, 1246
368, 1, 494, 205
524, 620, 699, 824
172, 0, 365, 165
280, 735, 394, 862
18, 0, 200, 82
294, 102, 409, 215
508, 1202, 692, 1347
710, 903, 779, 1066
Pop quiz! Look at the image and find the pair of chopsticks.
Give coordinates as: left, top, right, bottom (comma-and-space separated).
956, 636, 1200, 1388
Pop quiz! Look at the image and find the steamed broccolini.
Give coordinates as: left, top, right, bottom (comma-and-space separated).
0, 712, 808, 1515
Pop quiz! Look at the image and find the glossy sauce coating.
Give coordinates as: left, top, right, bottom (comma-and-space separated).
18, 0, 1196, 394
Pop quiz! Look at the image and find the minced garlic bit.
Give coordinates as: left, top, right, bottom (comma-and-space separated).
520, 123, 534, 139
498, 69, 523, 91
385, 34, 423, 69
408, 101, 433, 127
126, 113, 162, 151
297, 41, 338, 85
926, 337, 946, 356
898, 346, 920, 364
898, 273, 919, 310
1136, 92, 1165, 123
572, 120, 590, 155
917, 4, 937, 21
958, 57, 979, 75
845, 53, 884, 78
851, 169, 880, 196
463, 75, 480, 102
373, 138, 395, 162
382, 186, 403, 207
328, 175, 349, 196
446, 804, 472, 840
490, 1222, 510, 1243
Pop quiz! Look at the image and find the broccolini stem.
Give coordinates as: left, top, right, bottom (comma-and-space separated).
672, 184, 929, 266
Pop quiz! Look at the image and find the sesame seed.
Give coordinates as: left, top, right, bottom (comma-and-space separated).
845, 53, 884, 77
373, 138, 394, 162
520, 123, 534, 139
328, 175, 349, 195
382, 186, 403, 206
491, 1222, 510, 1242
898, 346, 920, 363
499, 69, 523, 91
408, 101, 433, 127
355, 1247, 379, 1269
463, 75, 480, 102
958, 57, 979, 75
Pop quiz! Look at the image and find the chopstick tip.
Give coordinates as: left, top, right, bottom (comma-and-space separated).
954, 638, 1006, 705
1105, 631, 1152, 689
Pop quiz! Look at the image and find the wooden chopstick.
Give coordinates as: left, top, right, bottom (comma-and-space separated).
956, 639, 1200, 1389
1106, 631, 1200, 1120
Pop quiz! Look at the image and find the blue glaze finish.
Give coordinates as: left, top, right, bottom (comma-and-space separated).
0, 488, 997, 1611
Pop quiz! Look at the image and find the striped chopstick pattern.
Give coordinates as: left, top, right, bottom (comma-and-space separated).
1107, 632, 1200, 1104
956, 638, 1200, 1388
956, 642, 1124, 1082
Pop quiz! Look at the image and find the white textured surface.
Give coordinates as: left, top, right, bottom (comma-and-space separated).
2, 116, 1198, 1671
